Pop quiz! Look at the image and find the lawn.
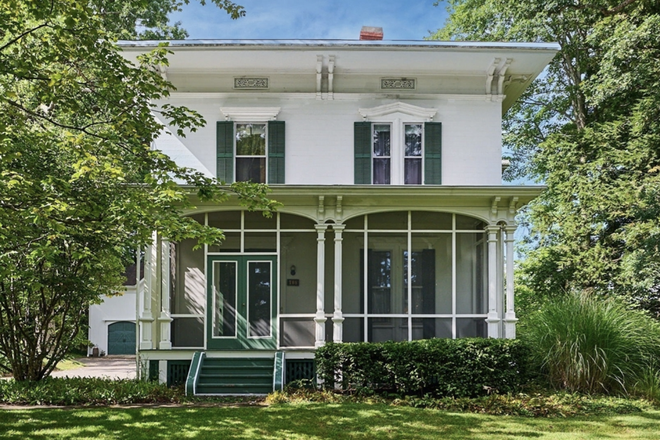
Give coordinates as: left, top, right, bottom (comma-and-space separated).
1, 404, 660, 439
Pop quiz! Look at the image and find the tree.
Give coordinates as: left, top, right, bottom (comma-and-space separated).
0, 0, 277, 380
431, 1, 660, 314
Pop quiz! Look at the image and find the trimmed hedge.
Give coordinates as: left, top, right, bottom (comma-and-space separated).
315, 338, 533, 397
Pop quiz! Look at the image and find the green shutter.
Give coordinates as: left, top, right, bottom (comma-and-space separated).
424, 122, 442, 185
354, 121, 372, 184
268, 120, 285, 184
216, 121, 234, 183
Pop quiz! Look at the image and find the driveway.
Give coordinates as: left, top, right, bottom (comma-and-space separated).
50, 356, 137, 380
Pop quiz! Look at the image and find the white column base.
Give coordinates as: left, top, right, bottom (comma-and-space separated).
139, 314, 154, 350
504, 312, 518, 339
486, 313, 500, 338
314, 313, 327, 347
158, 313, 173, 350
332, 314, 344, 343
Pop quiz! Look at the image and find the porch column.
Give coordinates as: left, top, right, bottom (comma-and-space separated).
314, 224, 328, 347
504, 225, 518, 339
139, 232, 157, 350
158, 240, 173, 349
332, 225, 345, 343
485, 225, 501, 338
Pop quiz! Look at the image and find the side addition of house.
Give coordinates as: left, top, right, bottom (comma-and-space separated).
119, 30, 558, 394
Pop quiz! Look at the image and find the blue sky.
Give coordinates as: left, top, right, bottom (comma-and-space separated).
170, 1, 449, 40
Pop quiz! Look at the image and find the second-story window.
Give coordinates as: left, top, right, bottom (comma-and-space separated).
236, 123, 267, 183
370, 123, 424, 185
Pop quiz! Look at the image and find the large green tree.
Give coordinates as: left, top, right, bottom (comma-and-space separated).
432, 1, 660, 314
0, 0, 276, 380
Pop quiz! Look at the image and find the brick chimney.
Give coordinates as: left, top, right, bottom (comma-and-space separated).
359, 26, 383, 41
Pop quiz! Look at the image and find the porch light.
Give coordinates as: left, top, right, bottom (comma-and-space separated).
290, 265, 296, 276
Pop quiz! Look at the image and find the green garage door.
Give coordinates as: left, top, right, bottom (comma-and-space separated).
107, 321, 136, 355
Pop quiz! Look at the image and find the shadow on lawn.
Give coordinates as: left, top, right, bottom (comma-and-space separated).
0, 404, 650, 439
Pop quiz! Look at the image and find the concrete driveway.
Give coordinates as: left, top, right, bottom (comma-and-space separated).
51, 356, 137, 380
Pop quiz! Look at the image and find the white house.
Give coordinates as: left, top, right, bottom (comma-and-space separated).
118, 29, 557, 394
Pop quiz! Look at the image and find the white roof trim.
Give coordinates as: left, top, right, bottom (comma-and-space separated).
358, 102, 437, 120
221, 107, 281, 121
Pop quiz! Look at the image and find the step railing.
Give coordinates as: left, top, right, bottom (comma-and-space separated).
185, 351, 206, 396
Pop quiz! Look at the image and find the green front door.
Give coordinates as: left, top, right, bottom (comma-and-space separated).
207, 255, 277, 350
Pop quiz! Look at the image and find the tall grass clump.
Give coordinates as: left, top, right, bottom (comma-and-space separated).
522, 291, 660, 396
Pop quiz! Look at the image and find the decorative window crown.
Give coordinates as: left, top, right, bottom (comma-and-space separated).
358, 102, 436, 121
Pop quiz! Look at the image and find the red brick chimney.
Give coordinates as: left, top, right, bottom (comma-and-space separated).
359, 26, 383, 41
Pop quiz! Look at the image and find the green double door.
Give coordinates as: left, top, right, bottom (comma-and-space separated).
207, 256, 277, 350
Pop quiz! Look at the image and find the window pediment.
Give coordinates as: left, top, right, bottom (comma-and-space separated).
358, 102, 436, 121
220, 107, 281, 122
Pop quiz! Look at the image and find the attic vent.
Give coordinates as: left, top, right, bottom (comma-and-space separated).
381, 78, 416, 90
360, 26, 383, 40
234, 77, 269, 89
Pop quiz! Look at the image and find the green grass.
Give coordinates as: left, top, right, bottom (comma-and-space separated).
1, 404, 660, 439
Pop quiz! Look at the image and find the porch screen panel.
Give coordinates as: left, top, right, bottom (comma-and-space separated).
171, 239, 205, 315
216, 121, 234, 183
213, 261, 237, 337
456, 233, 487, 314
248, 261, 272, 337
424, 122, 442, 185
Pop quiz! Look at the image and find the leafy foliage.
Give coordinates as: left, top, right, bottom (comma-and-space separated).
0, 0, 276, 381
522, 292, 660, 395
315, 339, 532, 398
433, 1, 660, 313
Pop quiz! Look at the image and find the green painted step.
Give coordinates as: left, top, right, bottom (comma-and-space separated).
195, 357, 276, 395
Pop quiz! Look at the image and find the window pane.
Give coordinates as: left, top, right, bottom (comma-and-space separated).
369, 211, 408, 229
368, 250, 392, 314
411, 234, 452, 314
373, 124, 390, 156
343, 318, 364, 342
244, 211, 276, 229
341, 233, 364, 314
412, 212, 452, 230
171, 317, 204, 348
213, 261, 237, 337
456, 318, 487, 338
236, 123, 266, 156
456, 214, 486, 230
236, 157, 266, 183
208, 211, 241, 230
244, 232, 276, 252
171, 239, 205, 315
280, 318, 315, 347
368, 318, 408, 342
208, 232, 240, 253
404, 124, 422, 156
412, 318, 452, 340
373, 158, 390, 184
280, 213, 315, 229
404, 158, 422, 184
456, 233, 487, 314
248, 261, 272, 337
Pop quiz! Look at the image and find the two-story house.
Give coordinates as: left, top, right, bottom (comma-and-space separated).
116, 29, 557, 394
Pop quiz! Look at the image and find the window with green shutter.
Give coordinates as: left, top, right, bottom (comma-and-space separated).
354, 121, 441, 185
217, 120, 285, 184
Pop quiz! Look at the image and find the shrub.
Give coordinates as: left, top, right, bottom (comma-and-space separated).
315, 338, 532, 398
522, 291, 660, 395
0, 377, 182, 406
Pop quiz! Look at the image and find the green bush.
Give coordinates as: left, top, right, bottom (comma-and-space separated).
522, 291, 660, 396
0, 377, 183, 406
315, 338, 532, 398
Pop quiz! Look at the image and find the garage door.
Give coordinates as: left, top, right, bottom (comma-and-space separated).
107, 321, 136, 355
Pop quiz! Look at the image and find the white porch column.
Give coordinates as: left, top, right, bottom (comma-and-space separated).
158, 239, 173, 349
139, 232, 157, 350
332, 225, 345, 343
314, 224, 328, 347
504, 225, 518, 339
485, 225, 501, 338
